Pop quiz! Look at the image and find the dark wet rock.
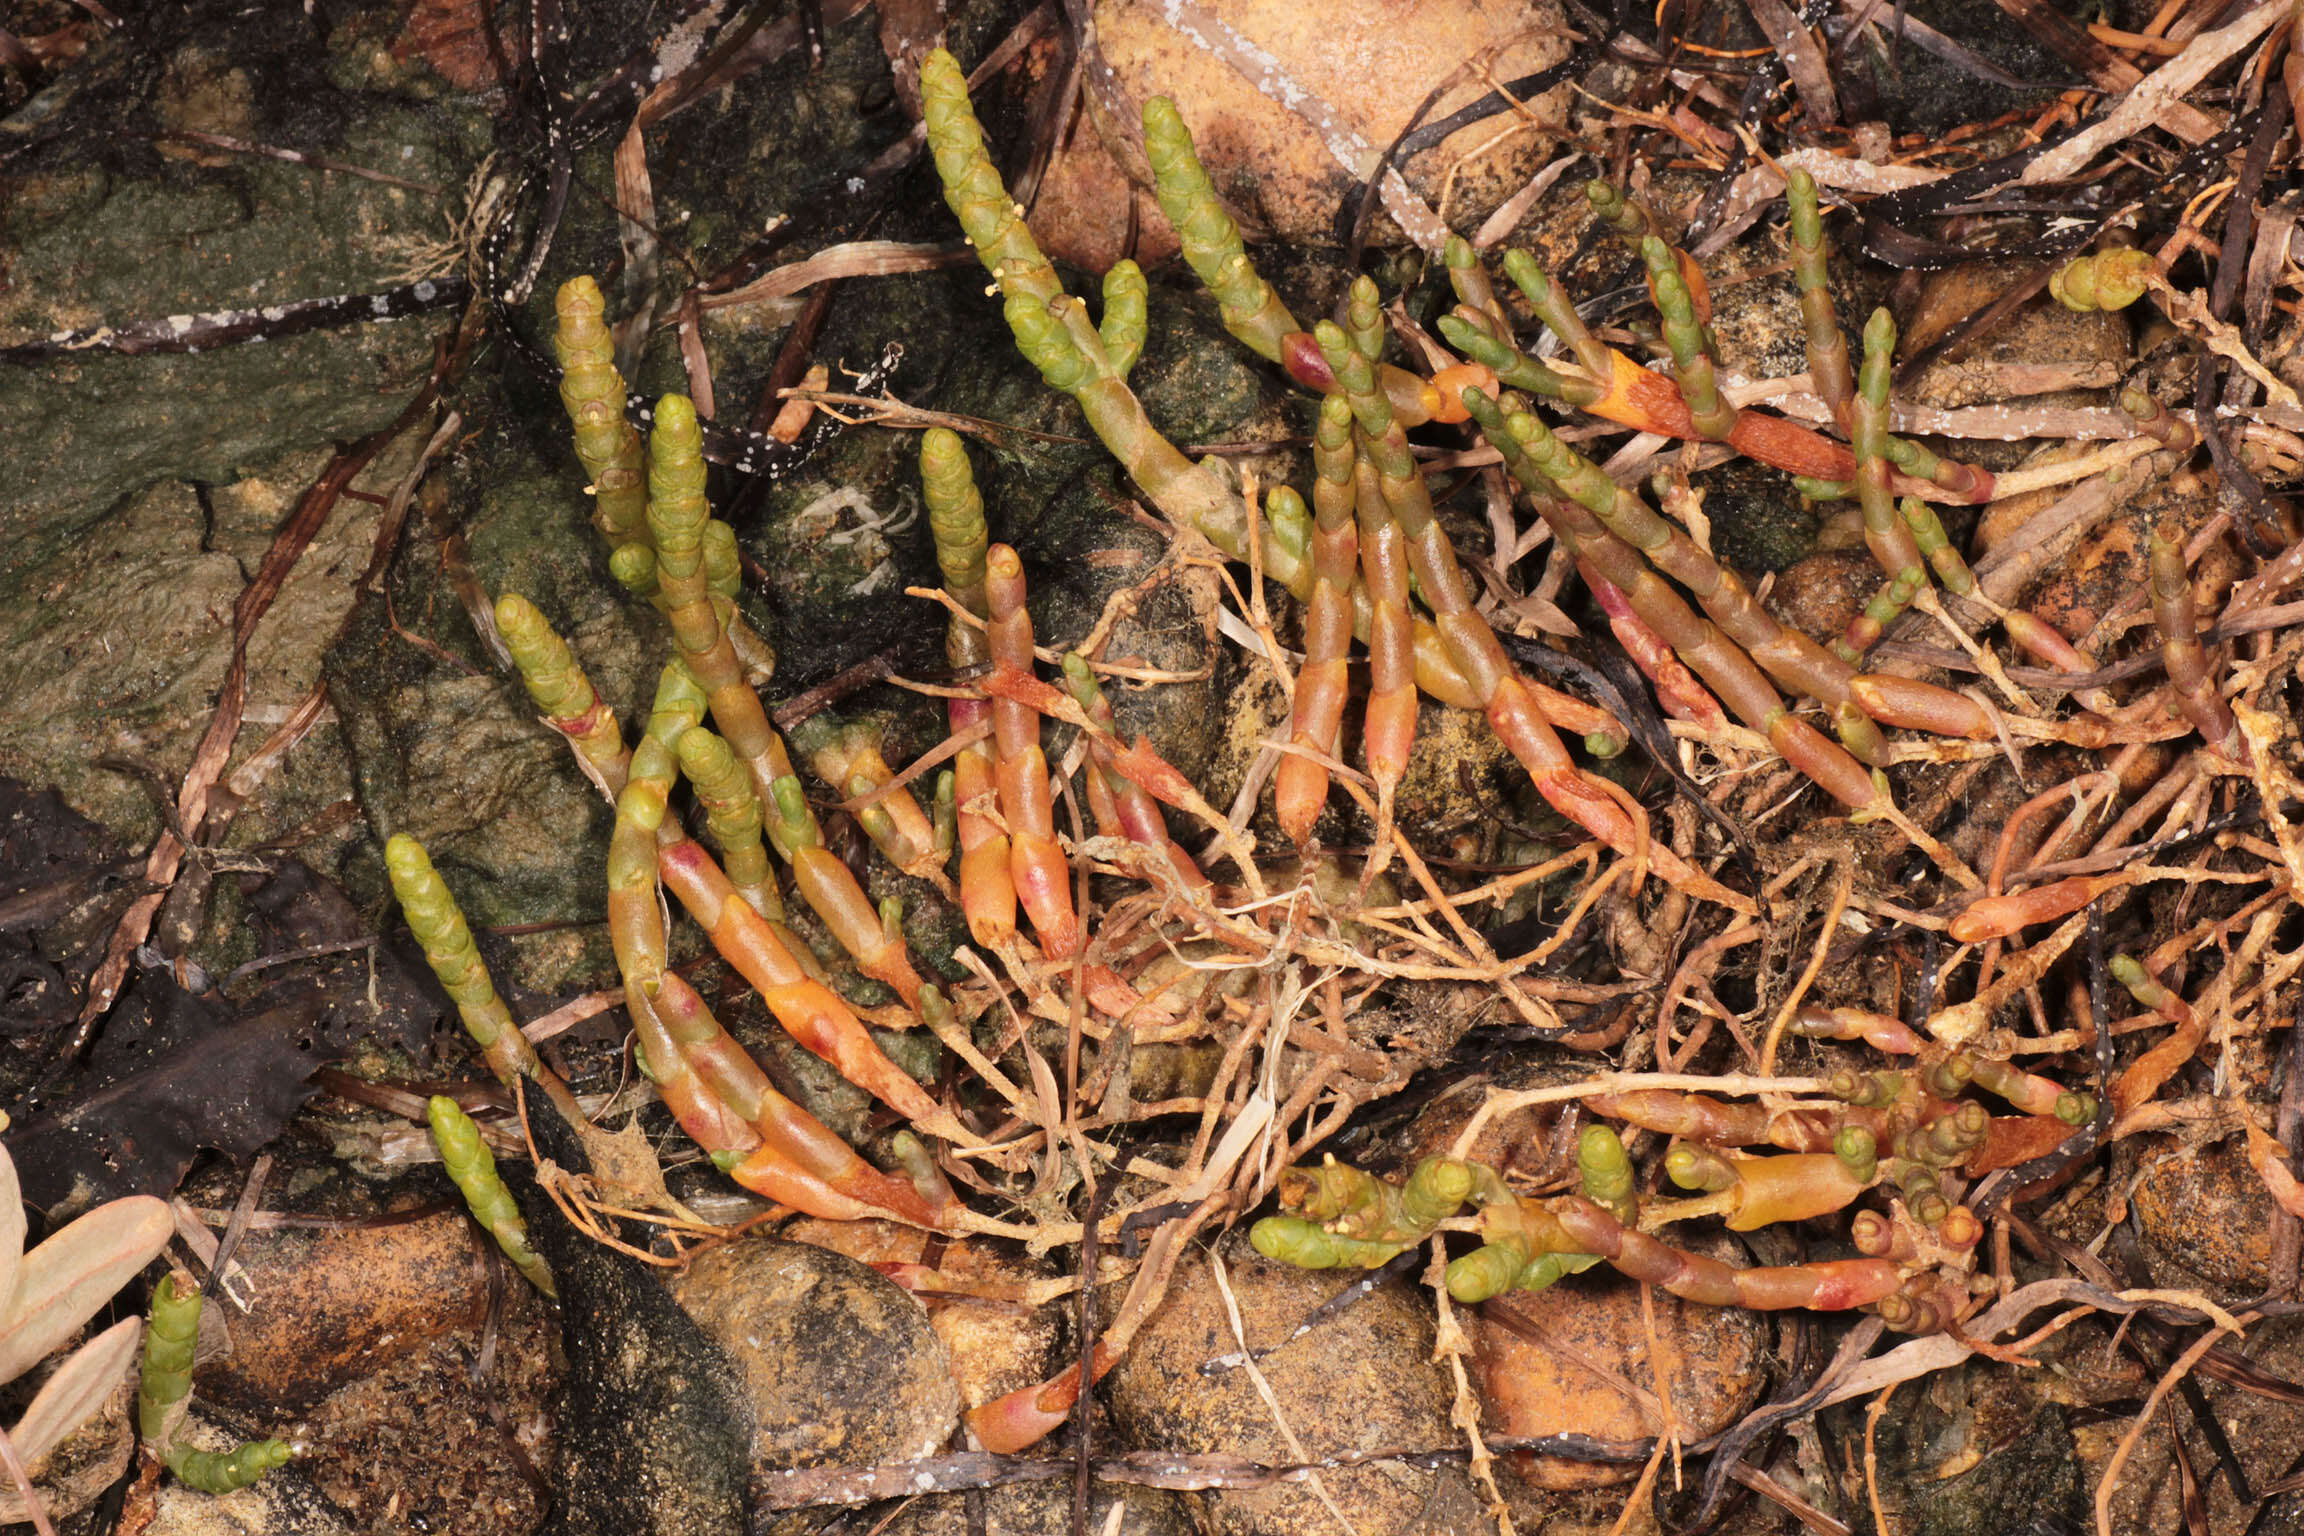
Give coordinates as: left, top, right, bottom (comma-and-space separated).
1471, 1265, 1770, 1491
1855, 1357, 2083, 1536
513, 1101, 750, 1536
879, 1478, 1201, 1536
1108, 1236, 1492, 1536
191, 1128, 561, 1536
323, 433, 642, 992
1697, 458, 1824, 576
667, 1236, 962, 1474
200, 1204, 491, 1413
2127, 1132, 2276, 1299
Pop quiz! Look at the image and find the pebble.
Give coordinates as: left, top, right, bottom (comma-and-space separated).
1470, 1260, 1769, 1491
1107, 1236, 1492, 1536
667, 1237, 962, 1473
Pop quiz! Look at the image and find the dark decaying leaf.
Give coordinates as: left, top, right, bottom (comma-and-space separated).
234, 858, 438, 1055
0, 781, 139, 1039
3, 972, 350, 1219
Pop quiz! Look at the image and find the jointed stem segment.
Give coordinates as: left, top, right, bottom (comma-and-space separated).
140, 1275, 292, 1492
428, 1095, 557, 1297
1063, 654, 1209, 889
497, 593, 632, 796
924, 428, 1016, 946
1785, 169, 1853, 429
1142, 97, 1297, 363
554, 279, 774, 677
1640, 234, 1734, 439
1309, 325, 1753, 905
676, 726, 786, 922
2151, 533, 2238, 753
986, 542, 1082, 960
1852, 311, 1930, 600
1275, 396, 1363, 844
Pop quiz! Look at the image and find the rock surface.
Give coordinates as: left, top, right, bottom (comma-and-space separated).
201, 1205, 492, 1413
2128, 1131, 2277, 1298
1469, 1267, 1770, 1490
1108, 1237, 1492, 1536
1033, 0, 1571, 263
777, 1218, 1065, 1411
667, 1236, 963, 1472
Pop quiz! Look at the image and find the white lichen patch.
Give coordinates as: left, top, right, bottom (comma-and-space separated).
788, 485, 919, 596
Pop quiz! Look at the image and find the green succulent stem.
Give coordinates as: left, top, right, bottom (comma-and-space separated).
1500, 249, 1612, 382
1099, 261, 1148, 379
769, 776, 822, 852
1344, 275, 1386, 365
1142, 95, 1299, 360
1641, 235, 1734, 438
1434, 311, 1588, 406
553, 276, 649, 553
1853, 310, 1929, 593
496, 593, 632, 798
140, 1275, 292, 1494
1896, 496, 1976, 596
1315, 322, 1393, 450
1444, 234, 1512, 335
428, 1096, 557, 1297
1785, 169, 1854, 427
385, 835, 539, 1086
1248, 1218, 1409, 1270
1585, 179, 1653, 241
921, 48, 1494, 712
1834, 566, 1927, 663
922, 426, 990, 616
676, 727, 782, 919
1577, 1124, 1637, 1223
555, 281, 773, 679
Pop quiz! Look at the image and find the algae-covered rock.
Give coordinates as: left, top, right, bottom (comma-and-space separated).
323, 427, 652, 988
0, 35, 482, 570
0, 444, 380, 846
1855, 1357, 2083, 1536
